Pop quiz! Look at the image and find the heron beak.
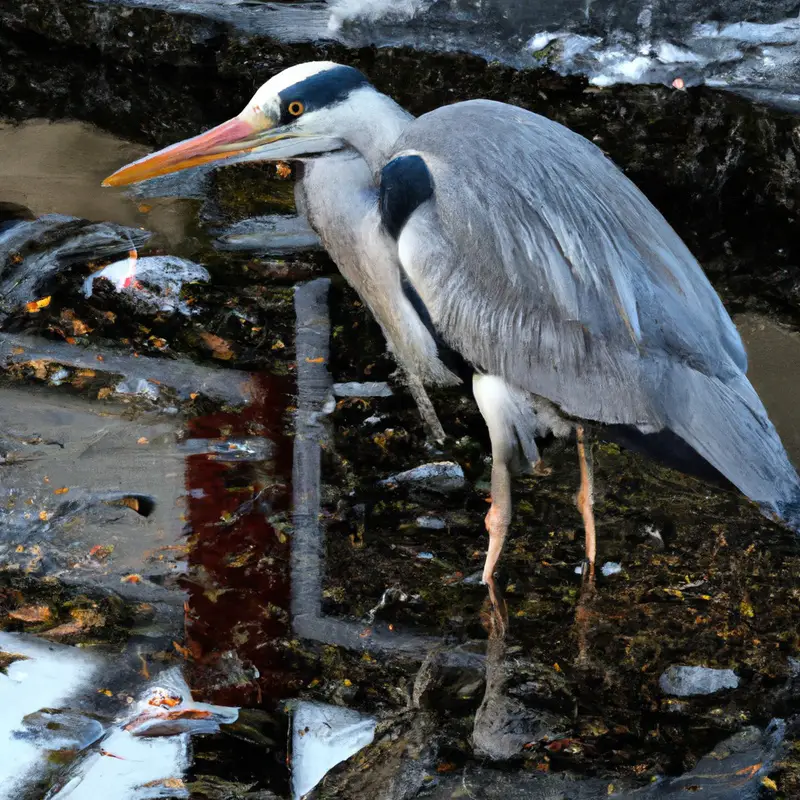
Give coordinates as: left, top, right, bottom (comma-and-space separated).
102, 113, 291, 187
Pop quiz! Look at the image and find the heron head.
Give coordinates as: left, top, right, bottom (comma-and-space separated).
103, 62, 375, 187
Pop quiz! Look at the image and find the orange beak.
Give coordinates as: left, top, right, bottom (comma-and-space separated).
102, 116, 267, 187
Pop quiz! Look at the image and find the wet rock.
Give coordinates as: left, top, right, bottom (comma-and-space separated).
214, 214, 321, 254
82, 254, 210, 316
333, 381, 393, 398
178, 436, 275, 462
0, 214, 150, 319
659, 665, 740, 696
416, 515, 446, 529
14, 709, 105, 751
379, 461, 466, 493
640, 720, 785, 798
115, 377, 161, 401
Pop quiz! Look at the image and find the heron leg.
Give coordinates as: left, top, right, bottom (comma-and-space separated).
402, 368, 446, 444
483, 460, 512, 584
575, 425, 596, 579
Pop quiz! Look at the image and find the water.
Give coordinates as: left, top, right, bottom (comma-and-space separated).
77, 0, 800, 110
2, 105, 800, 799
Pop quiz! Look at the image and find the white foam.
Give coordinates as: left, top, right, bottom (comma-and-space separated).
327, 0, 432, 31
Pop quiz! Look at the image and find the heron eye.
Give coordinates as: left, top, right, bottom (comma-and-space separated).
288, 100, 304, 117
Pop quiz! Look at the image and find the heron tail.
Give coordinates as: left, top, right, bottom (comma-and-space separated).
664, 365, 800, 531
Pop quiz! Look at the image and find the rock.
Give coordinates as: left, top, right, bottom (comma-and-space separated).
380, 461, 466, 493
659, 665, 740, 696
333, 381, 393, 398
416, 516, 446, 530
15, 709, 105, 751
82, 254, 210, 316
601, 561, 622, 576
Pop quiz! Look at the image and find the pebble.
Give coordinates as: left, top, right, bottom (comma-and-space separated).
115, 377, 160, 400
601, 561, 622, 576
659, 665, 739, 696
380, 461, 466, 493
416, 516, 446, 530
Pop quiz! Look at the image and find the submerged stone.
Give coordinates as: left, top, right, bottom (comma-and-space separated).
14, 709, 104, 751
333, 381, 393, 398
379, 461, 466, 493
659, 665, 740, 696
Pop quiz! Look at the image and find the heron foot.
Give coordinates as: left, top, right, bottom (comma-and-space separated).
532, 458, 552, 476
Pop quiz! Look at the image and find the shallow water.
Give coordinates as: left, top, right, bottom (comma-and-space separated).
1, 110, 800, 800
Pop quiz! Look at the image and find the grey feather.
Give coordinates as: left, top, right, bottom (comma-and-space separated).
389, 100, 800, 522
296, 152, 459, 388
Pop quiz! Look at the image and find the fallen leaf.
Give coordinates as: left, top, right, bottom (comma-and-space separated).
275, 161, 292, 179
8, 605, 51, 623
38, 510, 49, 521
761, 777, 777, 792
137, 437, 149, 445
42, 621, 82, 638
121, 573, 142, 584
89, 544, 114, 559
99, 749, 126, 760
54, 487, 69, 495
26, 360, 49, 380
173, 641, 192, 659
305, 356, 324, 363
137, 203, 152, 213
148, 689, 182, 708
138, 653, 151, 680
142, 779, 185, 790
97, 688, 113, 697
70, 608, 106, 628
200, 332, 234, 361
97, 387, 112, 399
25, 296, 51, 313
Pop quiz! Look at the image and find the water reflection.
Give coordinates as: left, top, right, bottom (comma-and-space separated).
0, 120, 194, 248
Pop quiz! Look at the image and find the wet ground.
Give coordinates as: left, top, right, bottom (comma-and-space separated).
2, 16, 800, 800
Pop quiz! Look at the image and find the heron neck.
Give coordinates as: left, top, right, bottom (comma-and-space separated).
343, 91, 415, 175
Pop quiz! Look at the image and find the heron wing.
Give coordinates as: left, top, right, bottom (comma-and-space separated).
385, 100, 749, 426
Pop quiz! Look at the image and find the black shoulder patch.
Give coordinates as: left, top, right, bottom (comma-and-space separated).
400, 276, 474, 386
277, 66, 369, 126
379, 155, 434, 240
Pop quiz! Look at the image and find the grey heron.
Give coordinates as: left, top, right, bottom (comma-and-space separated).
104, 61, 800, 584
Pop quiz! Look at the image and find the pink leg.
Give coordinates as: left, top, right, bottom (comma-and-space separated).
576, 424, 596, 579
482, 461, 512, 584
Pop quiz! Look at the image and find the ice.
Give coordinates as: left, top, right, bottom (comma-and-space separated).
289, 700, 376, 799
